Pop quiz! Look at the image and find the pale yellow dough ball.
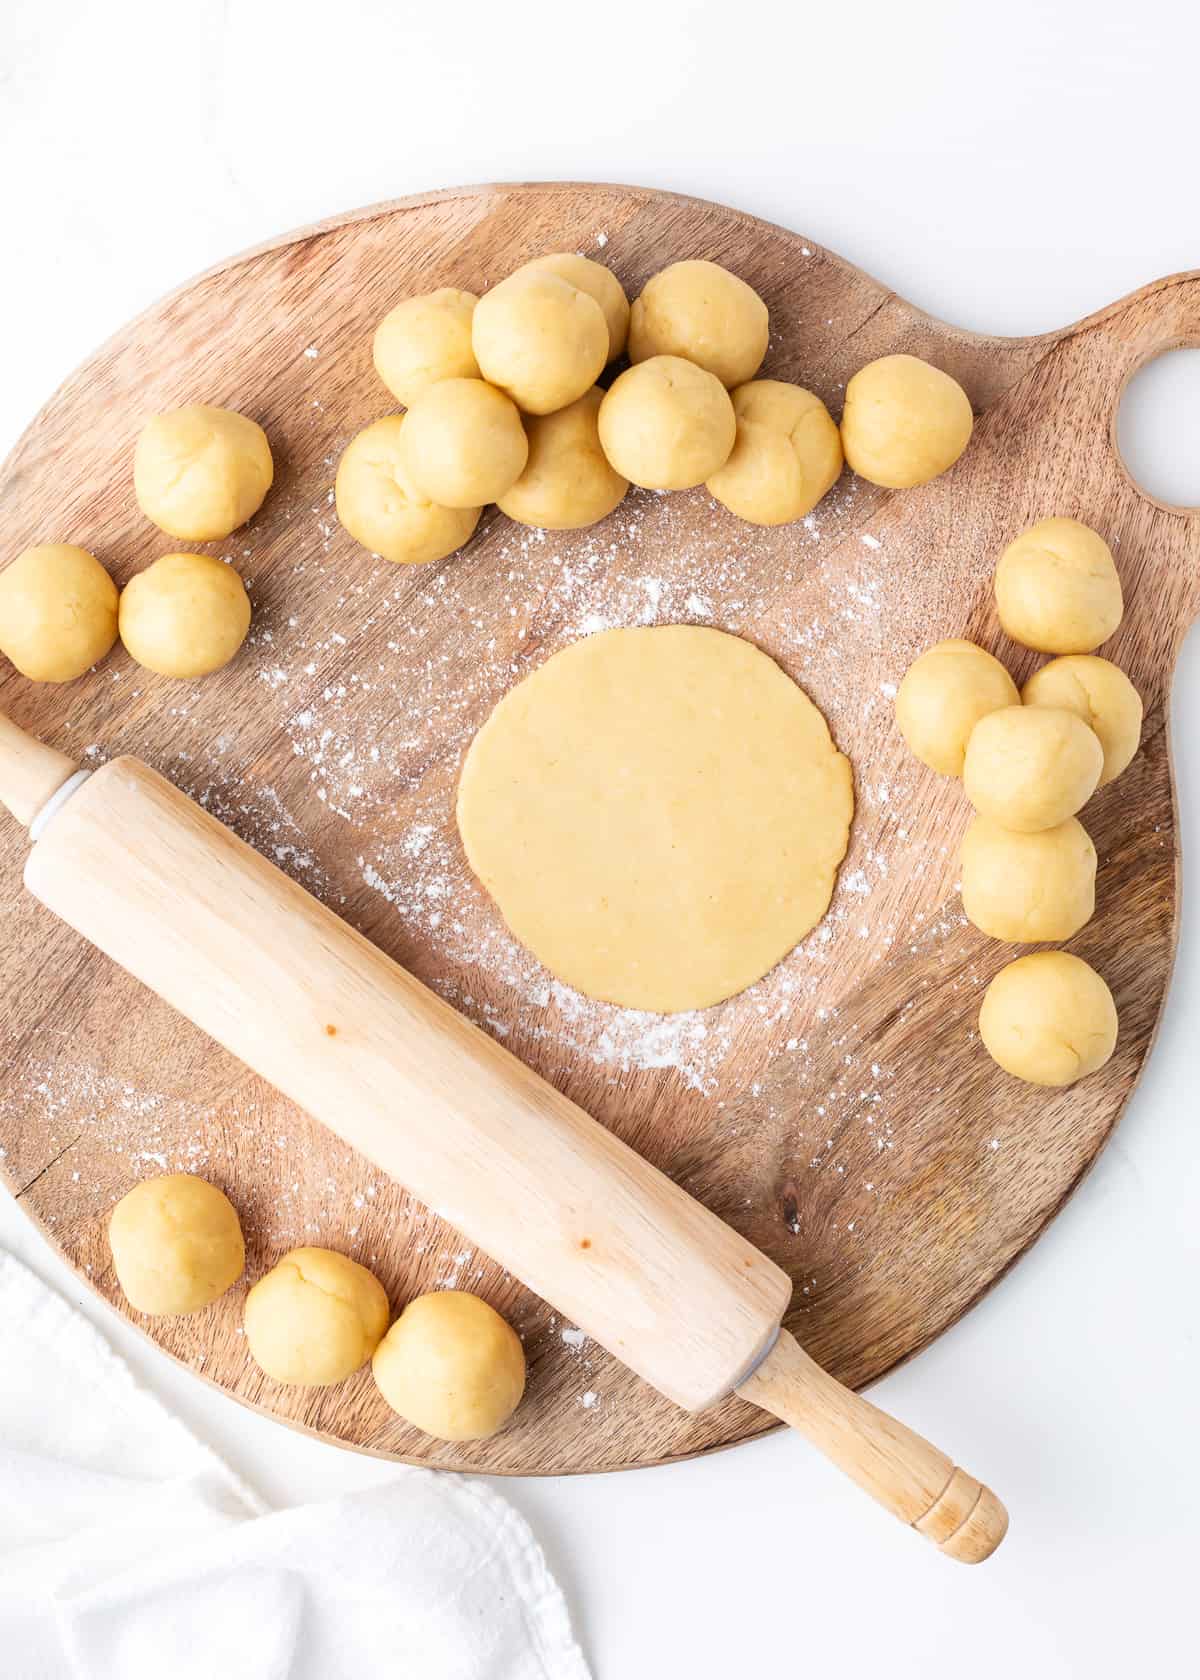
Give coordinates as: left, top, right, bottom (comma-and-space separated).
244, 1247, 390, 1387
0, 544, 118, 681
336, 416, 481, 566
960, 814, 1096, 942
980, 952, 1117, 1087
994, 517, 1123, 653
472, 270, 608, 415
120, 552, 250, 678
515, 253, 629, 362
628, 259, 768, 389
840, 354, 973, 488
372, 1290, 526, 1442
963, 704, 1102, 832
705, 380, 842, 526
109, 1174, 244, 1316
372, 288, 480, 406
598, 355, 735, 490
134, 405, 272, 542
399, 378, 528, 508
1022, 654, 1142, 786
498, 388, 628, 530
895, 638, 1019, 777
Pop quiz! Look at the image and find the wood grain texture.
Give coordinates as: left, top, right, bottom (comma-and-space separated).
0, 183, 1197, 1474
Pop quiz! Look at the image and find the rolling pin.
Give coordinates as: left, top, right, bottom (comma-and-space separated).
0, 710, 1007, 1561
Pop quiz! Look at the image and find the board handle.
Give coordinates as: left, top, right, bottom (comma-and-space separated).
736, 1328, 1008, 1563
0, 711, 79, 830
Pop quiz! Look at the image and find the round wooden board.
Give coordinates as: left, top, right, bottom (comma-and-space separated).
1, 184, 1198, 1475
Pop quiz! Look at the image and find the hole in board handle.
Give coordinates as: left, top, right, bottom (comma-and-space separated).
1115, 345, 1200, 513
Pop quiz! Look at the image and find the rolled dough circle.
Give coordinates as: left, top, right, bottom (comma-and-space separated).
457, 625, 854, 1013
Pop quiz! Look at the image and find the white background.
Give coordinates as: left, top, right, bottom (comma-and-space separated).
2, 3, 1198, 1675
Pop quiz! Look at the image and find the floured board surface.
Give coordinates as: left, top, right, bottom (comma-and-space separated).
1, 184, 1197, 1473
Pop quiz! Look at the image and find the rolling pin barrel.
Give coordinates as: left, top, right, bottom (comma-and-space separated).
19, 750, 792, 1410
0, 713, 1007, 1560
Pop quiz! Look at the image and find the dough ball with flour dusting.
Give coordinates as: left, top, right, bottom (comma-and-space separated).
336, 416, 481, 566
840, 354, 972, 488
399, 377, 528, 508
373, 1291, 526, 1441
245, 1247, 390, 1386
706, 380, 842, 526
1021, 654, 1142, 786
373, 288, 480, 406
960, 814, 1096, 942
599, 356, 736, 490
628, 259, 768, 388
120, 552, 251, 678
473, 269, 608, 415
109, 1174, 244, 1316
980, 953, 1117, 1087
134, 405, 272, 542
963, 704, 1102, 832
895, 639, 1019, 777
513, 252, 629, 363
995, 517, 1123, 653
0, 544, 118, 681
498, 388, 628, 530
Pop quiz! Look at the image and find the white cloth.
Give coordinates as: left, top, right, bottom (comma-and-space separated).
0, 1252, 591, 1680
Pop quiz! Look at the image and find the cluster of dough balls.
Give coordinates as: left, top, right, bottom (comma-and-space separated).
339, 253, 632, 566
1, 404, 266, 685
895, 515, 1140, 1087
107, 1172, 525, 1441
340, 252, 977, 571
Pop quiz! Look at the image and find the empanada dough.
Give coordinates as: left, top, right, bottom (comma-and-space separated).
457, 625, 854, 1013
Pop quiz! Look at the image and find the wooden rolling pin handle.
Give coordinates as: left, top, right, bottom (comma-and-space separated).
736, 1330, 1008, 1563
0, 712, 80, 830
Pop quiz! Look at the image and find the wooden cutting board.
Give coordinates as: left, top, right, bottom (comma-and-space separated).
1, 184, 1197, 1474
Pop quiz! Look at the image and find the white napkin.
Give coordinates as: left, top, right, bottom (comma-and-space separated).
0, 1251, 591, 1680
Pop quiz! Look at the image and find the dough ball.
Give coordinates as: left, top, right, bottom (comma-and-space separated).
598, 356, 736, 490
895, 638, 1019, 776
134, 405, 272, 542
963, 705, 1102, 832
0, 544, 118, 681
119, 552, 251, 678
109, 1173, 244, 1316
497, 388, 627, 529
1022, 654, 1142, 786
628, 259, 768, 388
840, 354, 973, 488
994, 517, 1122, 653
245, 1247, 390, 1387
472, 269, 608, 415
399, 378, 528, 508
458, 625, 853, 1012
960, 814, 1096, 942
705, 380, 842, 525
372, 287, 480, 406
372, 1291, 525, 1441
979, 952, 1117, 1087
336, 416, 481, 565
515, 253, 629, 362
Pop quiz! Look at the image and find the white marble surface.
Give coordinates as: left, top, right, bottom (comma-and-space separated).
2, 3, 1198, 1674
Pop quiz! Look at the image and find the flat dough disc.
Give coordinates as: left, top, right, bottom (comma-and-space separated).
457, 625, 854, 1012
